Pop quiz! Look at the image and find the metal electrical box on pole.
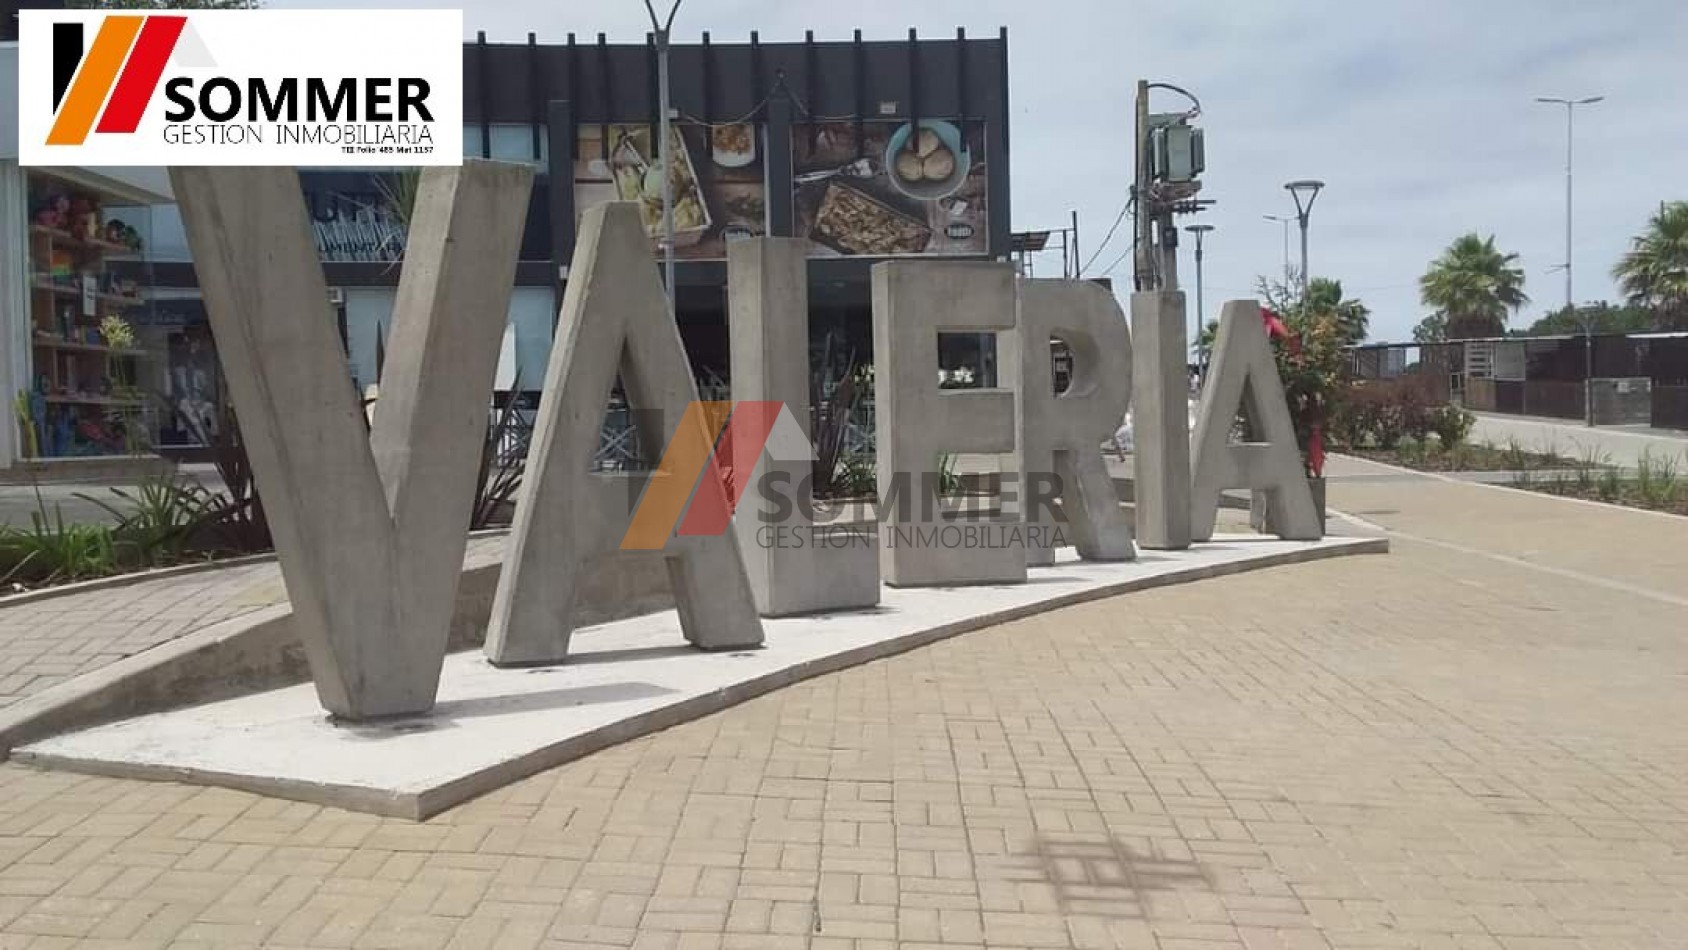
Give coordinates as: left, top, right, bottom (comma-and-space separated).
1132, 81, 1211, 294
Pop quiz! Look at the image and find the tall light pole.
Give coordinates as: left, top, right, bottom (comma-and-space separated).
1284, 180, 1325, 302
1262, 214, 1292, 281
643, 0, 683, 316
1186, 223, 1214, 375
1536, 94, 1603, 426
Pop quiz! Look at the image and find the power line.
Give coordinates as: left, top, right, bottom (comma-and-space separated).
1098, 228, 1140, 279
1079, 194, 1134, 277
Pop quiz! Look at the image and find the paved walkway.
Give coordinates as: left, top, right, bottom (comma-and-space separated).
0, 537, 504, 712
0, 469, 1685, 948
1470, 412, 1688, 470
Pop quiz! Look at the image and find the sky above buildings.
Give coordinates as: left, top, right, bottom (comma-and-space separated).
274, 0, 1688, 342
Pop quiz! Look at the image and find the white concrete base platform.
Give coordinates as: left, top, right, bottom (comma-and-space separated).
16, 535, 1383, 819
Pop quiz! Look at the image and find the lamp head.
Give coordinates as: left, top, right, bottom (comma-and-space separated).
1284, 180, 1325, 217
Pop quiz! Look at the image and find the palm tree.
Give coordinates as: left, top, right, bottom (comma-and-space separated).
1419, 234, 1528, 339
1304, 278, 1370, 346
1613, 202, 1688, 330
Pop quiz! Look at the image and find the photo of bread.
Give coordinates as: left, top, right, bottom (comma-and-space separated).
791, 119, 988, 259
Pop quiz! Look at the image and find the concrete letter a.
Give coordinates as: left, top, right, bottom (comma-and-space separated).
485, 203, 764, 665
1190, 300, 1322, 542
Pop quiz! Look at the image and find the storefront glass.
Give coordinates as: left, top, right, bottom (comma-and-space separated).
21, 170, 157, 458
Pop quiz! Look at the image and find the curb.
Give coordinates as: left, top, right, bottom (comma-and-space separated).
0, 553, 279, 609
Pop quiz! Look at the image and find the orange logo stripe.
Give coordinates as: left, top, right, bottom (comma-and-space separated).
47, 16, 144, 146
620, 402, 731, 551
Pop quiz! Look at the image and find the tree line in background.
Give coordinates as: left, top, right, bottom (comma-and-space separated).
1413, 201, 1688, 343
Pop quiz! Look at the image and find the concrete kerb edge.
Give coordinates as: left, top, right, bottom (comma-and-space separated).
12, 536, 1386, 820
0, 552, 279, 609
0, 603, 297, 759
1329, 451, 1688, 525
0, 537, 514, 761
0, 528, 512, 610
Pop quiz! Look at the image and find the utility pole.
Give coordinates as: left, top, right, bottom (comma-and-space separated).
643, 0, 683, 316
1133, 81, 1205, 292
1133, 80, 1152, 292
1070, 209, 1080, 281
1536, 94, 1603, 426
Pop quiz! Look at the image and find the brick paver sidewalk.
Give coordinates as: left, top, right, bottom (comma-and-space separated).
0, 469, 1685, 948
0, 537, 505, 711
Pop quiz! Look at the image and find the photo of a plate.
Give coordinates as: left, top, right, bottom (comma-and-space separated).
884, 120, 971, 201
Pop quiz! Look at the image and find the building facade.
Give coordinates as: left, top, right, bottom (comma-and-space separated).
2, 24, 1012, 468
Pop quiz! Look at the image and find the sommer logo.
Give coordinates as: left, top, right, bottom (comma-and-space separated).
19, 10, 463, 167
621, 401, 813, 550
47, 16, 191, 146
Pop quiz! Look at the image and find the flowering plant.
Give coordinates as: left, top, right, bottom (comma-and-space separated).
1261, 307, 1346, 478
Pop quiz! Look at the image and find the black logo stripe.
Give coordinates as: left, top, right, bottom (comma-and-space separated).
51, 21, 84, 111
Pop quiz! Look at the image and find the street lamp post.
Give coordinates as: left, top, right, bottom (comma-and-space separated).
1185, 223, 1214, 377
1262, 214, 1292, 281
1284, 180, 1325, 302
642, 0, 683, 317
1535, 94, 1604, 426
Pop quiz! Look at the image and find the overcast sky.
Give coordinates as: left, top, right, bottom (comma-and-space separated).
277, 0, 1688, 342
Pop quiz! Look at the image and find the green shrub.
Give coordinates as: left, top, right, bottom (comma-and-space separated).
1597, 466, 1623, 502
1, 502, 118, 585
1428, 405, 1475, 449
1326, 393, 1370, 450
78, 473, 220, 567
1634, 449, 1682, 508
1397, 388, 1433, 444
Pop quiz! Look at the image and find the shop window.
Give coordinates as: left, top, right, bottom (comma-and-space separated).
464, 123, 548, 165
21, 172, 158, 459
490, 124, 547, 165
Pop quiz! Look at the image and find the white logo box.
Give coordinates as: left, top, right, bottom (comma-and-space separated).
19, 9, 463, 167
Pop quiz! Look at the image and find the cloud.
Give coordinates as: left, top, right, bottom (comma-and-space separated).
274, 0, 1688, 340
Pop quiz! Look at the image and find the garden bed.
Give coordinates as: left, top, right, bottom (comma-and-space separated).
1502, 454, 1686, 517
1342, 439, 1586, 473
1508, 478, 1688, 516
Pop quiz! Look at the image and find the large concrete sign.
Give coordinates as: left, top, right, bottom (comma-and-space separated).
1130, 291, 1194, 550
873, 261, 1027, 587
1017, 280, 1136, 566
1191, 300, 1323, 542
727, 239, 880, 615
176, 169, 1320, 722
484, 203, 765, 665
173, 161, 533, 719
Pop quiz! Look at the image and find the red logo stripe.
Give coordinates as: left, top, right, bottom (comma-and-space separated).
677, 401, 783, 537
95, 15, 187, 134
